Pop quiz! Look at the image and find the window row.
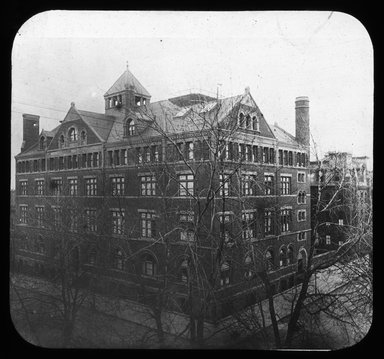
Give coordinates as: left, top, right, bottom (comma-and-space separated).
265, 247, 307, 273
16, 152, 101, 174
58, 127, 88, 149
18, 205, 157, 238
278, 150, 308, 167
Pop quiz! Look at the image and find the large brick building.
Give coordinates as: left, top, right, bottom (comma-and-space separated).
310, 152, 372, 254
13, 65, 311, 321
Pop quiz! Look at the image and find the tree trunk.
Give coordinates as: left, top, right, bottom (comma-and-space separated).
284, 275, 309, 347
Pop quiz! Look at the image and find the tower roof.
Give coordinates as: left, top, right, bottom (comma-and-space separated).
104, 68, 151, 98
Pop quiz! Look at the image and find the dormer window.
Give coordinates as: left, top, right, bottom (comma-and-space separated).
39, 136, 46, 150
59, 134, 65, 148
245, 114, 251, 129
239, 112, 245, 128
252, 116, 259, 131
80, 130, 87, 145
68, 127, 78, 142
124, 118, 136, 136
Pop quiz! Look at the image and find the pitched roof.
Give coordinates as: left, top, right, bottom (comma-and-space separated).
270, 124, 298, 146
104, 68, 151, 97
40, 125, 60, 138
77, 109, 115, 141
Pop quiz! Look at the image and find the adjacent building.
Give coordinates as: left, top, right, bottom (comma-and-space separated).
13, 65, 312, 321
310, 152, 372, 253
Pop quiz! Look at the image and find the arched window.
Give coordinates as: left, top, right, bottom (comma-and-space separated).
298, 191, 306, 204
287, 246, 294, 265
142, 254, 156, 276
244, 254, 253, 278
245, 114, 251, 129
238, 113, 244, 128
125, 118, 136, 136
180, 259, 189, 283
252, 116, 259, 131
297, 249, 307, 273
68, 127, 78, 142
59, 134, 65, 148
80, 130, 87, 145
279, 247, 287, 267
265, 249, 274, 271
113, 248, 124, 271
220, 261, 230, 286
39, 136, 46, 150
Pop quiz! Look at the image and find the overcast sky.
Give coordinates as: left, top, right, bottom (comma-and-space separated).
11, 11, 373, 189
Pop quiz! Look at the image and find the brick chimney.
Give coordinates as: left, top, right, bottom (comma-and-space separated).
21, 114, 40, 152
295, 96, 310, 147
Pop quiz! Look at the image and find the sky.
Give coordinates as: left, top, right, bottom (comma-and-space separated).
11, 11, 373, 189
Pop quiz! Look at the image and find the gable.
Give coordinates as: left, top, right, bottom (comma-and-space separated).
47, 110, 105, 151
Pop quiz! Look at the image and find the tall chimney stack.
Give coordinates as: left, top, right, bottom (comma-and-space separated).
295, 96, 310, 147
21, 114, 40, 152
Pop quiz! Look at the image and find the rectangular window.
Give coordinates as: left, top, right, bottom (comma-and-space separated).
252, 145, 258, 162
152, 145, 159, 162
264, 175, 274, 195
297, 210, 306, 222
283, 150, 288, 166
338, 219, 344, 225
72, 155, 78, 169
278, 149, 283, 166
20, 180, 27, 195
143, 147, 151, 163
269, 148, 275, 164
264, 210, 274, 236
20, 205, 28, 224
140, 175, 156, 196
288, 151, 293, 166
180, 211, 195, 241
85, 209, 97, 233
281, 208, 292, 232
242, 174, 256, 196
59, 157, 64, 170
111, 176, 125, 196
87, 153, 92, 168
186, 142, 194, 160
242, 212, 256, 240
35, 180, 44, 195
280, 176, 291, 195
297, 172, 305, 183
67, 155, 72, 169
141, 212, 156, 238
41, 158, 46, 171
49, 158, 54, 171
36, 206, 45, 227
33, 160, 38, 172
121, 149, 127, 165
111, 210, 125, 235
219, 214, 233, 246
93, 152, 99, 167
326, 235, 331, 245
53, 207, 62, 229
297, 232, 306, 241
219, 174, 229, 197
51, 179, 63, 196
108, 151, 113, 166
85, 178, 97, 196
69, 178, 78, 196
137, 148, 143, 164
82, 153, 87, 168
179, 174, 194, 197
114, 150, 120, 166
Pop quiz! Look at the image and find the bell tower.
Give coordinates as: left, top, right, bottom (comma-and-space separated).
104, 62, 151, 116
